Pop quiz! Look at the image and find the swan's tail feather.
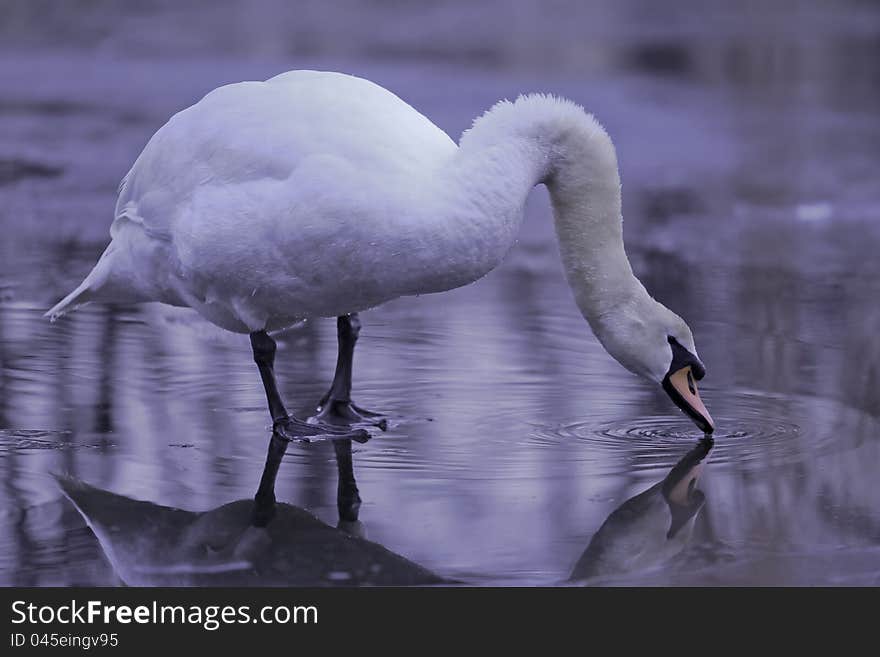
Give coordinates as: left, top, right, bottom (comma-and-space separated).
45, 243, 117, 322
45, 279, 95, 322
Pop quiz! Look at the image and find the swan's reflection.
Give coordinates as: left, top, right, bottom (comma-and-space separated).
60, 434, 712, 586
58, 433, 446, 586
569, 437, 712, 583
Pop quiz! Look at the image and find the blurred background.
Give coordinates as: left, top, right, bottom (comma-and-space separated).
1, 0, 879, 585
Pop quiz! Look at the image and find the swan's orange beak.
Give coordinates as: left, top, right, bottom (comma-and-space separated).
662, 366, 714, 434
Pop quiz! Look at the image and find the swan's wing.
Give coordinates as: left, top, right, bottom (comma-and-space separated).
113, 70, 456, 240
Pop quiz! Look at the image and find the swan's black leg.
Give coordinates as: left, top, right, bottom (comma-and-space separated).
250, 330, 370, 443
251, 331, 288, 423
312, 314, 386, 429
333, 438, 362, 522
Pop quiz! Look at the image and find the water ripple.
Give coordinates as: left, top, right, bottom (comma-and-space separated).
529, 390, 878, 471
0, 429, 111, 453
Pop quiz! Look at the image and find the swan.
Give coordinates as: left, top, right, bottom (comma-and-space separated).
46, 70, 714, 438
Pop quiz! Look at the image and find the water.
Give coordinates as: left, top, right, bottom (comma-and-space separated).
2, 0, 880, 586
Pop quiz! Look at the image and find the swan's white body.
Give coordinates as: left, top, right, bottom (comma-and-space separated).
49, 69, 702, 386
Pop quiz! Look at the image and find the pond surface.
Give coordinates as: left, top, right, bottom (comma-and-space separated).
1, 0, 879, 586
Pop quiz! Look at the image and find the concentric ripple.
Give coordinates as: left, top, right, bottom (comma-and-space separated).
596, 415, 800, 448
530, 389, 878, 472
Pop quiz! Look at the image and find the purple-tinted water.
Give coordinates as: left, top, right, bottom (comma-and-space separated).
1, 0, 879, 586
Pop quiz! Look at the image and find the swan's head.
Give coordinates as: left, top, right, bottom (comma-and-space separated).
591, 297, 714, 434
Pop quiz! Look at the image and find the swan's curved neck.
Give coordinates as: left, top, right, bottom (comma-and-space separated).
453, 95, 647, 322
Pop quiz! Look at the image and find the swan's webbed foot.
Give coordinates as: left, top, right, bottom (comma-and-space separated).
274, 415, 370, 443
310, 398, 388, 431
310, 313, 388, 431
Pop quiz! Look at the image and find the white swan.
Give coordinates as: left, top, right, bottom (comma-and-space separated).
46, 70, 714, 437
